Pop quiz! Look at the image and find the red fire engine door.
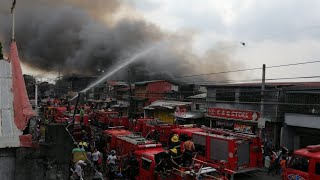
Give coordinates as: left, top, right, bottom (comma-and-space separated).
310, 159, 320, 180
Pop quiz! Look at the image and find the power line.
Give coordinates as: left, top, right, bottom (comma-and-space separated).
175, 60, 320, 79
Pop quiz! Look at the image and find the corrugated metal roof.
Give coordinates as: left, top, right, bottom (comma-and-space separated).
0, 59, 22, 148
134, 80, 164, 85
144, 100, 191, 109
187, 93, 207, 99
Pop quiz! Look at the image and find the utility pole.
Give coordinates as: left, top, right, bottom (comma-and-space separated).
259, 64, 266, 139
35, 79, 38, 116
128, 70, 133, 119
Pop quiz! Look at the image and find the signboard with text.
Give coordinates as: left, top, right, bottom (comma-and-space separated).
216, 121, 234, 130
207, 108, 260, 121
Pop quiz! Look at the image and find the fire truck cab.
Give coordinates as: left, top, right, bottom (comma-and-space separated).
283, 145, 320, 180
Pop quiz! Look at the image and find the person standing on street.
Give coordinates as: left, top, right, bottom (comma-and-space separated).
80, 107, 85, 124
73, 160, 87, 180
92, 148, 101, 169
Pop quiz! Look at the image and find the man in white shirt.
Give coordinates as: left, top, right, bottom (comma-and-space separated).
74, 160, 86, 180
92, 148, 101, 168
107, 150, 117, 165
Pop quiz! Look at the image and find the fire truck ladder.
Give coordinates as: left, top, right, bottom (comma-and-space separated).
201, 127, 255, 140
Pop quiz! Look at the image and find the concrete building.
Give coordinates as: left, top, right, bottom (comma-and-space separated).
281, 83, 320, 150
133, 80, 179, 117
204, 83, 289, 146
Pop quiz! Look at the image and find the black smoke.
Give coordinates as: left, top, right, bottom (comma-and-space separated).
0, 0, 235, 82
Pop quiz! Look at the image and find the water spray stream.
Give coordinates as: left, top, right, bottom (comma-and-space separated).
70, 45, 155, 101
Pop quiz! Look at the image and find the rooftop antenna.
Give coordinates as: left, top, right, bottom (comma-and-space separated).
11, 0, 16, 41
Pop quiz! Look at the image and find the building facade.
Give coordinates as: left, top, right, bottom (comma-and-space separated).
132, 80, 178, 117
281, 83, 320, 150
205, 84, 286, 146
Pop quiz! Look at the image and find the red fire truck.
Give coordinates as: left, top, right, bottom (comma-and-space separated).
103, 127, 234, 179
103, 128, 132, 151
134, 147, 231, 180
192, 131, 262, 173
171, 124, 205, 137
94, 110, 129, 128
170, 125, 262, 174
131, 118, 177, 144
283, 145, 320, 180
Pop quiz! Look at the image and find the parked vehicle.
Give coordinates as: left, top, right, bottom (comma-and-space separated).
283, 145, 320, 180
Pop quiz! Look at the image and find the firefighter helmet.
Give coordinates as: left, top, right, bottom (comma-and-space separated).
170, 148, 178, 154
171, 134, 179, 143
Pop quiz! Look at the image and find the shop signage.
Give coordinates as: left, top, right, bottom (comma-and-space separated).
207, 108, 259, 121
216, 121, 234, 130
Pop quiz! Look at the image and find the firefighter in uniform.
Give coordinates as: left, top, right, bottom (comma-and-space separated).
169, 134, 181, 151
169, 148, 182, 165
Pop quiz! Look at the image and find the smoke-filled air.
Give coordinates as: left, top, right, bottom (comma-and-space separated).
0, 0, 237, 82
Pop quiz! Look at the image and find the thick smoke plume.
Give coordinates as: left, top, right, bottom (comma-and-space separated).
0, 0, 235, 82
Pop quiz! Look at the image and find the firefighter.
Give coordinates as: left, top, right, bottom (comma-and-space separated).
169, 134, 181, 151
169, 148, 182, 165
182, 136, 195, 166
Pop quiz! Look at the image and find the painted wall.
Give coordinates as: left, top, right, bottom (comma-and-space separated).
153, 109, 175, 124
147, 81, 174, 104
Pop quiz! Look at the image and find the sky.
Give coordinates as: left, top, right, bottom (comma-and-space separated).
124, 0, 320, 83
8, 0, 320, 83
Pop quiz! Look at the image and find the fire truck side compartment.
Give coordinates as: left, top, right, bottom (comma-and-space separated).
237, 142, 250, 166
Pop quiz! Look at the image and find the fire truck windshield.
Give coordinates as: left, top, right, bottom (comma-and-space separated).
288, 155, 309, 172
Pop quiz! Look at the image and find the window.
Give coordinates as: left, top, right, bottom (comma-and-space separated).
315, 163, 320, 175
142, 157, 152, 171
216, 89, 235, 101
288, 155, 309, 172
239, 91, 261, 102
196, 104, 200, 110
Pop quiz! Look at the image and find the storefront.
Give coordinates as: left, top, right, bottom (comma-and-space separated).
281, 113, 320, 150
144, 100, 191, 124
206, 108, 260, 134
